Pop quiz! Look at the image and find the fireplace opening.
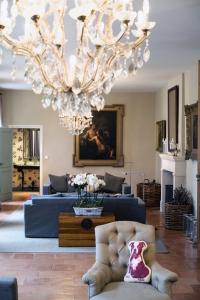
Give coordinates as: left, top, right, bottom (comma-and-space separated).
165, 184, 173, 202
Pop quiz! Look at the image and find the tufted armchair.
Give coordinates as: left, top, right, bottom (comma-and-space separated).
82, 221, 178, 300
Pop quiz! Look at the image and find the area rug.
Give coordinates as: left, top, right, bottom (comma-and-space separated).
0, 208, 169, 253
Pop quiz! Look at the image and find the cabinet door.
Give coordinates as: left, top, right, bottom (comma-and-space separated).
0, 128, 12, 202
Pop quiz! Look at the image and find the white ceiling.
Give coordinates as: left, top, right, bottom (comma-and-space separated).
0, 0, 200, 92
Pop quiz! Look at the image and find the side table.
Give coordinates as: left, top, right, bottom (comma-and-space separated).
59, 213, 115, 247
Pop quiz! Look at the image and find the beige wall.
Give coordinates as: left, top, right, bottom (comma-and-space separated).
2, 90, 156, 194
155, 63, 198, 215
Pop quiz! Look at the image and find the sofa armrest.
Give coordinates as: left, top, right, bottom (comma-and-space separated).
43, 182, 52, 195
82, 263, 112, 298
0, 276, 18, 300
122, 183, 131, 195
151, 261, 178, 295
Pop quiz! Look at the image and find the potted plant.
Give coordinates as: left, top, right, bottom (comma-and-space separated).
165, 185, 193, 230
69, 173, 106, 216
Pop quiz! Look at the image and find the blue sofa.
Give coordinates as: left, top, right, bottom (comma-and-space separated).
24, 193, 146, 238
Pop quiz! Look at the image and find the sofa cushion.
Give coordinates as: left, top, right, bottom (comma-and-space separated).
124, 241, 151, 283
67, 184, 76, 193
49, 174, 68, 192
103, 173, 125, 193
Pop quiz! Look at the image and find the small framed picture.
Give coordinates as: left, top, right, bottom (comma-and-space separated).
156, 120, 166, 153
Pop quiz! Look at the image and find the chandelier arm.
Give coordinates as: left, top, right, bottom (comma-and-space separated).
80, 29, 149, 93
59, 11, 67, 56
87, 32, 150, 94
81, 44, 103, 88
96, 10, 129, 46
80, 10, 96, 45
81, 56, 94, 88
3, 34, 67, 90
55, 9, 69, 90
31, 16, 70, 90
83, 45, 117, 91
81, 59, 100, 92
103, 14, 115, 43
131, 30, 149, 50
54, 8, 68, 80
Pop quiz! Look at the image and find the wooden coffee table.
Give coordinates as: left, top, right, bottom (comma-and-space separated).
58, 213, 115, 247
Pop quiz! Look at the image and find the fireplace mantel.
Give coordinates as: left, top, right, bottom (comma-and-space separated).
159, 154, 186, 212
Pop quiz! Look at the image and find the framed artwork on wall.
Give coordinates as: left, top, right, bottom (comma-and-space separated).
73, 104, 124, 167
168, 85, 179, 151
185, 101, 198, 160
156, 120, 166, 152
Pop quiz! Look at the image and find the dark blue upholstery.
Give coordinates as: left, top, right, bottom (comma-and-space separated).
0, 277, 18, 300
24, 194, 146, 238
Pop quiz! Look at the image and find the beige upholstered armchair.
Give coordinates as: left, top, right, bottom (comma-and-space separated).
82, 221, 178, 300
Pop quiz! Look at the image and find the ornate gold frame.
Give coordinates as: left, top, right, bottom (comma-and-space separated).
73, 104, 124, 167
185, 101, 198, 160
156, 120, 166, 153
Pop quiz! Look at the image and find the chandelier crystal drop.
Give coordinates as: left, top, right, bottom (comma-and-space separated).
0, 0, 155, 135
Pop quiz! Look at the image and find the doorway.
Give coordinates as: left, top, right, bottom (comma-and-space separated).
9, 125, 43, 195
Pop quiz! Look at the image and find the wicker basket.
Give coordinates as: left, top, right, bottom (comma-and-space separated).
165, 203, 192, 230
137, 179, 161, 207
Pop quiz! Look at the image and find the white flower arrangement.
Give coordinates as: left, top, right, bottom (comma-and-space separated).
69, 173, 106, 208
69, 173, 105, 192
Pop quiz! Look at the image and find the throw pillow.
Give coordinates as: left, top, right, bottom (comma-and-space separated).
49, 174, 68, 192
66, 173, 77, 192
124, 241, 151, 283
103, 172, 125, 193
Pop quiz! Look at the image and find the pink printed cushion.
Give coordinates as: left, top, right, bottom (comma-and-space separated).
124, 241, 151, 283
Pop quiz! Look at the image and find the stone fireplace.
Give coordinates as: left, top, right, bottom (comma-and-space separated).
159, 154, 186, 212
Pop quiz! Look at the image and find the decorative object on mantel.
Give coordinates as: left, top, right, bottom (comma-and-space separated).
73, 104, 124, 167
156, 120, 166, 153
69, 173, 106, 216
168, 86, 179, 152
162, 138, 168, 154
169, 138, 180, 157
165, 186, 193, 230
137, 179, 161, 207
0, 0, 155, 135
185, 101, 198, 160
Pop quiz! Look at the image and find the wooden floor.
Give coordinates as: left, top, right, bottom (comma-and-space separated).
0, 192, 200, 300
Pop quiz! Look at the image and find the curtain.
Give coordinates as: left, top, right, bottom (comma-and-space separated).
29, 129, 40, 160
0, 93, 3, 127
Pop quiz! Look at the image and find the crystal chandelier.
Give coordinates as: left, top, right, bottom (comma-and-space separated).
0, 0, 155, 135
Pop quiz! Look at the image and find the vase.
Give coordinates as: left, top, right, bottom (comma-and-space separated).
73, 207, 103, 216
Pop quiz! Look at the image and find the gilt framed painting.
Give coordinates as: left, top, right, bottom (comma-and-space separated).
73, 104, 124, 167
156, 120, 166, 152
185, 101, 198, 160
